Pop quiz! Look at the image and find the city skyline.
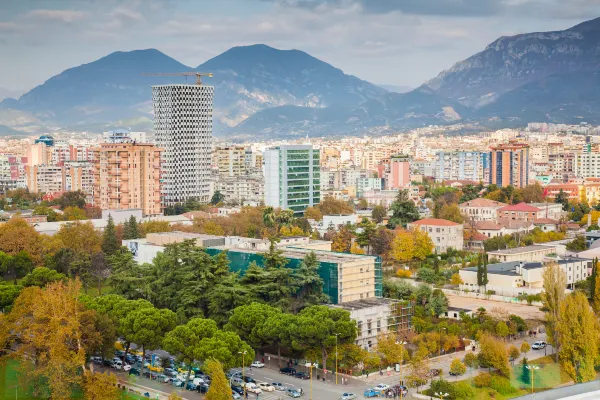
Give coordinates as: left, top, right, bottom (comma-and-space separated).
1, 0, 598, 91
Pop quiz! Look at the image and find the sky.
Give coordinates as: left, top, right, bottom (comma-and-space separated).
0, 0, 599, 92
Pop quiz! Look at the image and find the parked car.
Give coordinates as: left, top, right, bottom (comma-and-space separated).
231, 386, 243, 395
279, 367, 296, 375
102, 360, 113, 367
374, 384, 390, 391
91, 356, 102, 364
243, 376, 256, 383
449, 369, 463, 376
186, 382, 197, 391
172, 379, 184, 388
532, 341, 547, 350
364, 389, 379, 398
272, 382, 287, 391
340, 393, 357, 400
197, 383, 209, 393
232, 393, 241, 400
244, 383, 262, 394
286, 388, 302, 398
128, 368, 141, 376
294, 372, 310, 380
426, 368, 441, 377
258, 382, 275, 392
250, 361, 265, 368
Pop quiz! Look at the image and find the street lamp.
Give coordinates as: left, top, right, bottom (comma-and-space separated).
307, 361, 318, 400
334, 333, 340, 384
396, 340, 407, 400
435, 392, 449, 400
526, 365, 539, 395
238, 350, 247, 397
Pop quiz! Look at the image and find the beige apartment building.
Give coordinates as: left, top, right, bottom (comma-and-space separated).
407, 218, 464, 252
25, 165, 65, 193
92, 143, 162, 216
215, 145, 247, 177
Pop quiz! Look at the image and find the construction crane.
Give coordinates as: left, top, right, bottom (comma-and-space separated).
141, 72, 213, 85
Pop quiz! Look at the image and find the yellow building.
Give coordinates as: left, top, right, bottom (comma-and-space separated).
92, 143, 162, 216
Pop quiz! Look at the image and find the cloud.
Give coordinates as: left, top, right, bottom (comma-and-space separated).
24, 9, 88, 23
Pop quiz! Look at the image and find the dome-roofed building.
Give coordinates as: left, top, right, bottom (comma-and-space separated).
34, 135, 55, 147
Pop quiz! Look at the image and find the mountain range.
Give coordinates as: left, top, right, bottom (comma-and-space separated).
2, 17, 600, 137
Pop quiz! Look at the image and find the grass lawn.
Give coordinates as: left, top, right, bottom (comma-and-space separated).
0, 360, 146, 400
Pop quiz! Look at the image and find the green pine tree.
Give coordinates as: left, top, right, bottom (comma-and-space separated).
476, 253, 483, 287
102, 215, 120, 256
123, 216, 139, 240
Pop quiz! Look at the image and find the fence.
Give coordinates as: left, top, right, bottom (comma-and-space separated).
441, 288, 544, 306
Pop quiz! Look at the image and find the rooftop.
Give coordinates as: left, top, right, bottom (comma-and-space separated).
499, 202, 541, 212
408, 218, 460, 227
460, 198, 507, 208
488, 245, 555, 255
331, 297, 406, 311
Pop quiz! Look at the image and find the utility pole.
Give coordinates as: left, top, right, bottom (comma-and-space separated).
238, 350, 247, 397
335, 333, 340, 384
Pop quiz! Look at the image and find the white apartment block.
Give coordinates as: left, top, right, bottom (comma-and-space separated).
407, 218, 464, 252
574, 152, 600, 178
25, 165, 65, 193
153, 84, 213, 205
459, 198, 508, 222
215, 175, 264, 205
435, 151, 486, 182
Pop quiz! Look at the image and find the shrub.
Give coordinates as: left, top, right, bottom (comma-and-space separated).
473, 372, 492, 388
396, 268, 412, 278
454, 381, 474, 400
430, 378, 454, 398
490, 376, 517, 395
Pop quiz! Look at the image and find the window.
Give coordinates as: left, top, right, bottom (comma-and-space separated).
367, 320, 372, 335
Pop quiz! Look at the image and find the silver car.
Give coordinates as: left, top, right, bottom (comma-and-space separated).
287, 388, 301, 398
340, 394, 357, 400
272, 382, 287, 391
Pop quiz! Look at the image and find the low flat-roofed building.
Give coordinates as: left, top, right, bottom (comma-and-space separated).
440, 306, 475, 320
331, 298, 412, 350
488, 245, 556, 263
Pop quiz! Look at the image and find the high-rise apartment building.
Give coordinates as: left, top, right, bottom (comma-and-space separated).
435, 151, 486, 182
489, 142, 529, 188
153, 84, 214, 205
65, 161, 94, 203
27, 142, 51, 167
264, 145, 320, 215
25, 165, 65, 193
378, 154, 410, 190
91, 143, 162, 216
573, 151, 600, 178
215, 145, 246, 177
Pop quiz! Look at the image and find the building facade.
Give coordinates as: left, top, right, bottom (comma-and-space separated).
489, 142, 529, 188
264, 145, 320, 215
215, 175, 264, 205
25, 165, 65, 193
406, 218, 464, 252
459, 198, 507, 222
92, 143, 162, 216
153, 84, 214, 205
215, 145, 247, 177
435, 151, 486, 182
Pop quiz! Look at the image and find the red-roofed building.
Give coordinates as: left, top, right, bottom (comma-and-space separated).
407, 218, 463, 252
498, 202, 541, 222
460, 198, 508, 222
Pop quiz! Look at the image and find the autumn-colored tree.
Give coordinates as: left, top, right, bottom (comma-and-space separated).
411, 228, 434, 260
2, 280, 104, 398
508, 345, 520, 365
376, 333, 409, 366
450, 273, 463, 285
449, 358, 466, 378
331, 225, 354, 253
463, 352, 478, 375
542, 262, 567, 361
520, 342, 531, 355
55, 221, 103, 255
369, 227, 394, 260
0, 217, 43, 264
390, 229, 415, 262
556, 291, 600, 383
304, 206, 323, 221
593, 267, 600, 313
139, 220, 172, 236
371, 205, 387, 224
350, 242, 365, 254
83, 370, 120, 400
478, 334, 510, 376
205, 359, 231, 400
317, 196, 354, 216
62, 206, 88, 221
436, 203, 464, 223
407, 348, 429, 392
203, 220, 225, 235
496, 321, 510, 340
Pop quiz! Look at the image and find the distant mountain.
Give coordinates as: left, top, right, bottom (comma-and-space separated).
0, 45, 385, 133
0, 87, 24, 102
426, 17, 600, 108
377, 84, 413, 93
231, 87, 468, 137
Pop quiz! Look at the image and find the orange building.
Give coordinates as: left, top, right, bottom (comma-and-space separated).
92, 143, 162, 216
489, 142, 529, 188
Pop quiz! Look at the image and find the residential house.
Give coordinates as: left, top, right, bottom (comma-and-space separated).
460, 198, 507, 222
497, 203, 541, 222
406, 218, 464, 252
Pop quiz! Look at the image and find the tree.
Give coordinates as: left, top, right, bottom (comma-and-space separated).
291, 305, 356, 377
376, 333, 409, 366
33, 205, 59, 222
4, 251, 34, 283
89, 253, 111, 295
102, 215, 120, 256
56, 221, 103, 256
62, 206, 88, 221
482, 254, 489, 289
357, 198, 369, 210
107, 248, 147, 299
412, 228, 434, 260
122, 307, 176, 365
317, 196, 354, 216
449, 358, 466, 378
463, 352, 479, 375
205, 359, 231, 400
369, 227, 394, 260
223, 303, 280, 349
304, 206, 323, 221
566, 235, 586, 251
450, 273, 463, 285
211, 190, 225, 205
123, 216, 140, 240
476, 254, 483, 287
407, 349, 429, 392
520, 342, 531, 355
1, 280, 106, 398
293, 251, 329, 310
58, 190, 87, 209
83, 370, 120, 400
496, 321, 510, 340
371, 205, 387, 224
543, 262, 567, 361
555, 189, 570, 211
257, 312, 295, 367
593, 260, 600, 313
139, 220, 172, 236
0, 282, 22, 312
478, 334, 510, 376
356, 218, 376, 253
556, 291, 600, 383
520, 182, 544, 203
508, 345, 520, 365
0, 217, 43, 264
436, 203, 464, 223
388, 190, 420, 228
331, 225, 354, 253
390, 229, 415, 263
21, 267, 66, 287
